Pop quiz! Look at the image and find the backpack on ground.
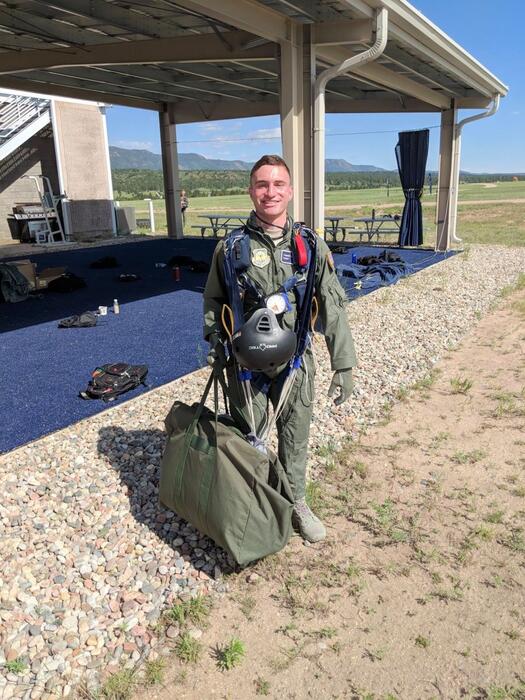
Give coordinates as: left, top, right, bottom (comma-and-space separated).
58, 310, 97, 328
79, 363, 148, 402
90, 256, 119, 269
48, 271, 86, 293
0, 263, 30, 303
159, 371, 294, 567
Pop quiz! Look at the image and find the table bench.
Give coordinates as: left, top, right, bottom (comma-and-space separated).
352, 216, 401, 243
191, 223, 243, 238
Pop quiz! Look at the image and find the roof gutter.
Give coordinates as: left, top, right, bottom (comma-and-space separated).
313, 7, 388, 231
341, 0, 508, 98
449, 95, 500, 244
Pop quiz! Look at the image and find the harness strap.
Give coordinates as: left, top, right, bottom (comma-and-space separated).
223, 229, 246, 332
223, 223, 317, 387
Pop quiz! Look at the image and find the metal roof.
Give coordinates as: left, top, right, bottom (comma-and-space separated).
0, 0, 508, 121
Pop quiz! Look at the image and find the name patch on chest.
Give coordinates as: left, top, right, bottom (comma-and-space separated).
280, 249, 294, 265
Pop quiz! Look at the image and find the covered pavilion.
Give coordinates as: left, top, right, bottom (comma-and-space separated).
0, 0, 508, 249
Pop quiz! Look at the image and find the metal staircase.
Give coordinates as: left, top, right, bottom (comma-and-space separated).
0, 92, 51, 162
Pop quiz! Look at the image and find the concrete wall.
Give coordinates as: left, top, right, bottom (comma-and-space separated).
0, 126, 59, 239
52, 101, 114, 240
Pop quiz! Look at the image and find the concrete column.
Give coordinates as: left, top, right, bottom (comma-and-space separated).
52, 100, 116, 240
280, 25, 314, 225
159, 107, 183, 239
448, 125, 463, 244
435, 104, 457, 251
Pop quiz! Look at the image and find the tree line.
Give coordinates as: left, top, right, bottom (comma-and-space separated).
111, 168, 521, 201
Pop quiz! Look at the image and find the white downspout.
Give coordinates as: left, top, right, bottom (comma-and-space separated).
313, 7, 388, 232
100, 105, 118, 237
449, 94, 500, 243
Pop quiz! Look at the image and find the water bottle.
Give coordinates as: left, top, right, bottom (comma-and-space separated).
113, 298, 120, 314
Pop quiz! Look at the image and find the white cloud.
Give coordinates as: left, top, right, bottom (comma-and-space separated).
112, 139, 156, 151
248, 127, 281, 140
199, 124, 221, 133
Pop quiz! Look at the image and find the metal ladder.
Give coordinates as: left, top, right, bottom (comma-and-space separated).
23, 175, 68, 243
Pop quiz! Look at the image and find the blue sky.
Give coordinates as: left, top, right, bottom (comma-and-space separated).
106, 0, 523, 173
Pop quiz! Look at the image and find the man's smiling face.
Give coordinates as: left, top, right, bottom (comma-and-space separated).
248, 164, 293, 226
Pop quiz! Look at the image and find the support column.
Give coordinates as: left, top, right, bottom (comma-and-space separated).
448, 123, 463, 244
159, 106, 183, 239
435, 103, 457, 251
279, 24, 314, 225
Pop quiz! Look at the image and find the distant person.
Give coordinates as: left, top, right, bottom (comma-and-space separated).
180, 190, 189, 226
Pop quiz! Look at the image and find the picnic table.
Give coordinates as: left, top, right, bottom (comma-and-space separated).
352, 215, 401, 242
324, 216, 346, 241
193, 213, 245, 237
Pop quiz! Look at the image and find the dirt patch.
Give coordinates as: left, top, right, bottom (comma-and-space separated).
135, 289, 525, 700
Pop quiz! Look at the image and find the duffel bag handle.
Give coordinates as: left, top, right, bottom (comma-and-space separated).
179, 367, 222, 468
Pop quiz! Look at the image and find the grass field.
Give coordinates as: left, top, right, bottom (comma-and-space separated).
123, 179, 525, 248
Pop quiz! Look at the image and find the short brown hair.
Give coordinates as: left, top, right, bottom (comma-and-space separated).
249, 154, 291, 183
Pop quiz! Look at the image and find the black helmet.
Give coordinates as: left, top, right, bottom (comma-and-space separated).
232, 308, 296, 372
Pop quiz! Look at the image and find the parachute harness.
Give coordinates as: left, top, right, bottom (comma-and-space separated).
221, 221, 318, 448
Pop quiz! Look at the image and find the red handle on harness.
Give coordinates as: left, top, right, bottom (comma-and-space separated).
293, 232, 308, 268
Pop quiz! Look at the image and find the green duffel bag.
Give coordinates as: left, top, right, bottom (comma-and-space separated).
159, 371, 294, 567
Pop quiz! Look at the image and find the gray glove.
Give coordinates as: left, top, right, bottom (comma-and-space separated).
327, 368, 354, 406
206, 333, 227, 369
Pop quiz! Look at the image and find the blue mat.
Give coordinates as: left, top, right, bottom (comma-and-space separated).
1, 239, 453, 453
331, 245, 456, 300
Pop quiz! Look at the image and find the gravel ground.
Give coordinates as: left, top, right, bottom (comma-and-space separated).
1, 244, 524, 699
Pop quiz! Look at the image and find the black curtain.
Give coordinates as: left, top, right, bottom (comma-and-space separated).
395, 129, 429, 246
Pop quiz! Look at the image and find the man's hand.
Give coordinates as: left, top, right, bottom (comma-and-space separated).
206, 333, 227, 369
327, 368, 354, 406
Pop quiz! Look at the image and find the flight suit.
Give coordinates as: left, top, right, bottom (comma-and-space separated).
203, 213, 356, 500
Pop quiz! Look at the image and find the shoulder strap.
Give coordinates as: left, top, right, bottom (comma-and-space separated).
292, 224, 318, 360
223, 227, 249, 333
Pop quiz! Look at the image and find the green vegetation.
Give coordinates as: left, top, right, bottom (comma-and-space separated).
112, 168, 525, 200
164, 594, 211, 627
4, 658, 27, 674
216, 637, 246, 670
118, 178, 525, 248
481, 682, 525, 699
143, 658, 166, 686
449, 377, 473, 394
176, 632, 202, 663
414, 635, 430, 649
255, 676, 271, 695
100, 668, 136, 700
305, 480, 328, 515
484, 509, 505, 524
451, 449, 487, 464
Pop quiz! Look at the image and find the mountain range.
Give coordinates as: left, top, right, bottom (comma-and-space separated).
109, 146, 385, 173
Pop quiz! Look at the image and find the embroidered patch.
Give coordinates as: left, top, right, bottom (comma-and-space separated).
326, 252, 335, 272
252, 248, 270, 268
280, 249, 294, 265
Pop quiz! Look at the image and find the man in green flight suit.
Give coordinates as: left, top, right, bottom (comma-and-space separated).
203, 155, 356, 543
